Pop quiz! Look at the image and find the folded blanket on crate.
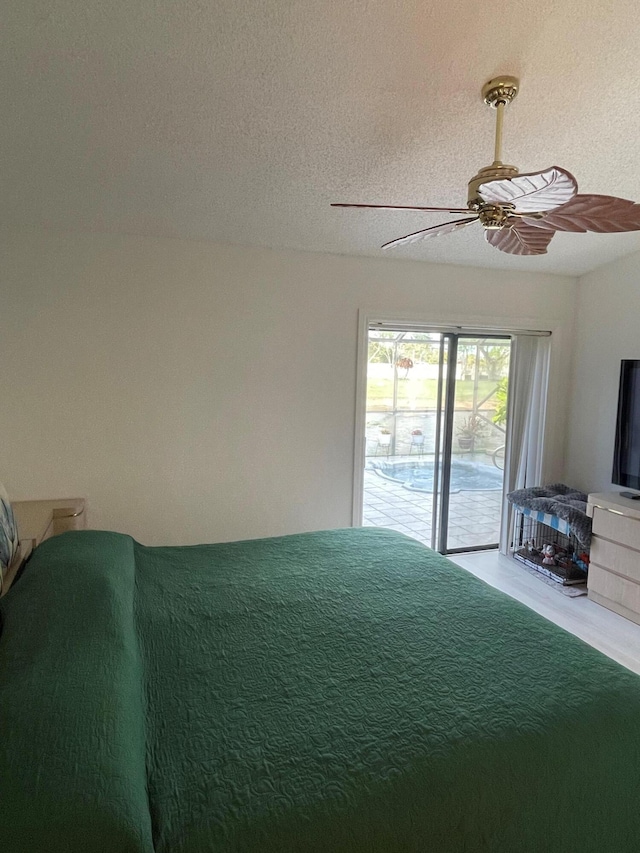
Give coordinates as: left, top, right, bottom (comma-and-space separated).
506, 483, 592, 548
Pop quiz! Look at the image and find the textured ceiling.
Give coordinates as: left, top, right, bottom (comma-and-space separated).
3, 0, 640, 275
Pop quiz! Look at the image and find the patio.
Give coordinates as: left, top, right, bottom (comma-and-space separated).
362, 459, 503, 551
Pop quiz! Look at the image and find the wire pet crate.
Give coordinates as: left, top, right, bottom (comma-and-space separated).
510, 506, 589, 586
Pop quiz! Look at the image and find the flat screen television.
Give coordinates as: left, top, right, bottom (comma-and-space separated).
612, 359, 640, 494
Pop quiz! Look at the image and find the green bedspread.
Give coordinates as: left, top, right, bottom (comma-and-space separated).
2, 527, 640, 852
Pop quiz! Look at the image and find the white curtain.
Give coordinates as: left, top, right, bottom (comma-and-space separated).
499, 335, 551, 554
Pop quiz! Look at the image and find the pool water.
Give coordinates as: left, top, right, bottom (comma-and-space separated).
371, 459, 503, 493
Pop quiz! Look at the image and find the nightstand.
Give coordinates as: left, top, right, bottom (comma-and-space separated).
1, 498, 86, 596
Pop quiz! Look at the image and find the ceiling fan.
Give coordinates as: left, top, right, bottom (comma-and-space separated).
332, 76, 640, 256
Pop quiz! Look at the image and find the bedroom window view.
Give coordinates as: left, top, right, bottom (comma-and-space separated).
363, 329, 511, 553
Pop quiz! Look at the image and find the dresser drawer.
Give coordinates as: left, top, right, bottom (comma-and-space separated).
588, 564, 640, 624
590, 536, 640, 582
591, 506, 640, 550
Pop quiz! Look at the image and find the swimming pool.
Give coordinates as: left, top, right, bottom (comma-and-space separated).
371, 459, 503, 493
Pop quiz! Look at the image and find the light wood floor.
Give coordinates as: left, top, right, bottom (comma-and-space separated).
450, 549, 640, 676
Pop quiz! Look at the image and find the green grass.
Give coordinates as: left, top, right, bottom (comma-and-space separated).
366, 378, 499, 411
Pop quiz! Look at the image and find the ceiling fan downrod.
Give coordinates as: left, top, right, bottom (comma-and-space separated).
482, 75, 519, 164
467, 76, 520, 211
493, 101, 505, 163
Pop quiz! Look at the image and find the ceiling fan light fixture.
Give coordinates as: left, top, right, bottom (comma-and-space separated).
477, 204, 512, 230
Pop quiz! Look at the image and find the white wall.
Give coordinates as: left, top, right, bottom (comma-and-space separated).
565, 250, 640, 493
0, 227, 577, 545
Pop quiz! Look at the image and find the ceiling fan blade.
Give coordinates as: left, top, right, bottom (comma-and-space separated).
332, 203, 470, 213
479, 166, 578, 213
523, 194, 640, 233
485, 220, 555, 255
381, 216, 478, 250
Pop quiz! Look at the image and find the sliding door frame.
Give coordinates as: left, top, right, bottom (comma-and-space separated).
437, 334, 457, 552
353, 310, 552, 542
440, 332, 514, 554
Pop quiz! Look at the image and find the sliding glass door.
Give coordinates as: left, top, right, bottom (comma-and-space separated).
438, 335, 511, 551
362, 327, 511, 554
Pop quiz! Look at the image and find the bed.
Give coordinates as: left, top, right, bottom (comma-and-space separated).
2, 526, 640, 852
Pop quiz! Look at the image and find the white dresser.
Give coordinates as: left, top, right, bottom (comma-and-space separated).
587, 492, 640, 624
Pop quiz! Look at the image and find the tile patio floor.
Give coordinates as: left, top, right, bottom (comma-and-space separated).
362, 458, 503, 551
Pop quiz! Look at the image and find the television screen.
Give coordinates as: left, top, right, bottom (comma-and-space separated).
612, 360, 640, 490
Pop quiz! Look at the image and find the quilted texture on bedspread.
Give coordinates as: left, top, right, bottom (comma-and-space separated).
0, 532, 154, 852
133, 528, 640, 852
3, 527, 640, 852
